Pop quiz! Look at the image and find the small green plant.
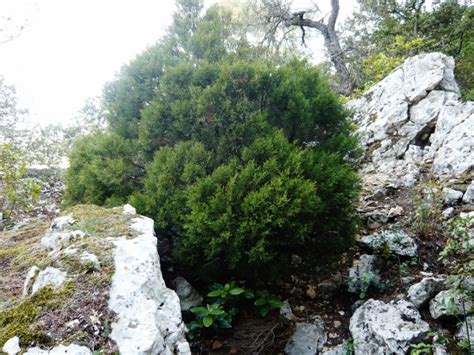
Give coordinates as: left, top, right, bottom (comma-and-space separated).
253, 292, 284, 317
410, 342, 433, 354
188, 304, 232, 339
412, 180, 443, 238
208, 281, 253, 304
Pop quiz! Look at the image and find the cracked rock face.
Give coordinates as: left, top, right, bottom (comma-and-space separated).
109, 216, 190, 355
347, 53, 474, 189
349, 299, 430, 355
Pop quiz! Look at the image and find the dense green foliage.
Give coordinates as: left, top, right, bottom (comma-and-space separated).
65, 0, 361, 278
343, 0, 473, 98
64, 132, 138, 206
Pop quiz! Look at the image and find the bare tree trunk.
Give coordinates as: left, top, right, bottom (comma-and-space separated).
283, 0, 355, 95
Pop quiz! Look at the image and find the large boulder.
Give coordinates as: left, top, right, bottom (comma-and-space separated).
456, 316, 473, 350
109, 216, 190, 354
284, 319, 327, 355
350, 299, 430, 354
347, 53, 474, 188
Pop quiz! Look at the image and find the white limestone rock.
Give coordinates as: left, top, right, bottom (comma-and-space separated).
22, 265, 40, 297
463, 182, 474, 205
171, 276, 203, 312
284, 319, 327, 355
2, 336, 21, 355
347, 53, 473, 189
407, 276, 446, 308
122, 203, 136, 215
360, 230, 417, 257
50, 215, 75, 231
108, 216, 190, 355
79, 252, 100, 270
31, 267, 67, 295
25, 344, 92, 355
350, 299, 430, 355
41, 230, 85, 252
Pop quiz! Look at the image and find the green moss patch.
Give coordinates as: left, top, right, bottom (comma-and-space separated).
0, 284, 74, 347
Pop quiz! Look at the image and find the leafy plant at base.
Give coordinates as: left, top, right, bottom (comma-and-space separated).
253, 292, 284, 317
188, 304, 232, 339
412, 180, 444, 238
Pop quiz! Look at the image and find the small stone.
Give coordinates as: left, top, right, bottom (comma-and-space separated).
462, 182, 474, 205
291, 254, 302, 266
80, 252, 100, 270
280, 300, 296, 321
333, 320, 342, 328
66, 319, 80, 328
388, 206, 404, 218
441, 207, 454, 218
306, 286, 317, 299
442, 188, 463, 206
171, 276, 203, 312
22, 265, 40, 297
31, 267, 67, 295
122, 204, 137, 215
2, 336, 21, 355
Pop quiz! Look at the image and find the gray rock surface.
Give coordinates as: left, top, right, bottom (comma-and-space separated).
455, 315, 473, 349
429, 289, 474, 319
109, 216, 190, 355
171, 276, 203, 312
360, 230, 417, 257
2, 337, 20, 355
442, 188, 463, 206
463, 182, 474, 205
348, 254, 380, 294
284, 319, 327, 355
350, 299, 430, 355
407, 276, 446, 308
280, 300, 295, 321
31, 267, 66, 295
347, 53, 474, 189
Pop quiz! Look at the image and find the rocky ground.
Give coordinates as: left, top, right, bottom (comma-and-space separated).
1, 53, 473, 355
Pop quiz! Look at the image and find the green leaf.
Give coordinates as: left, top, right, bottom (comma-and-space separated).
208, 290, 222, 297
209, 308, 225, 316
203, 316, 213, 327
268, 297, 284, 308
191, 307, 207, 316
229, 288, 245, 295
258, 306, 269, 317
243, 290, 254, 299
254, 297, 267, 306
